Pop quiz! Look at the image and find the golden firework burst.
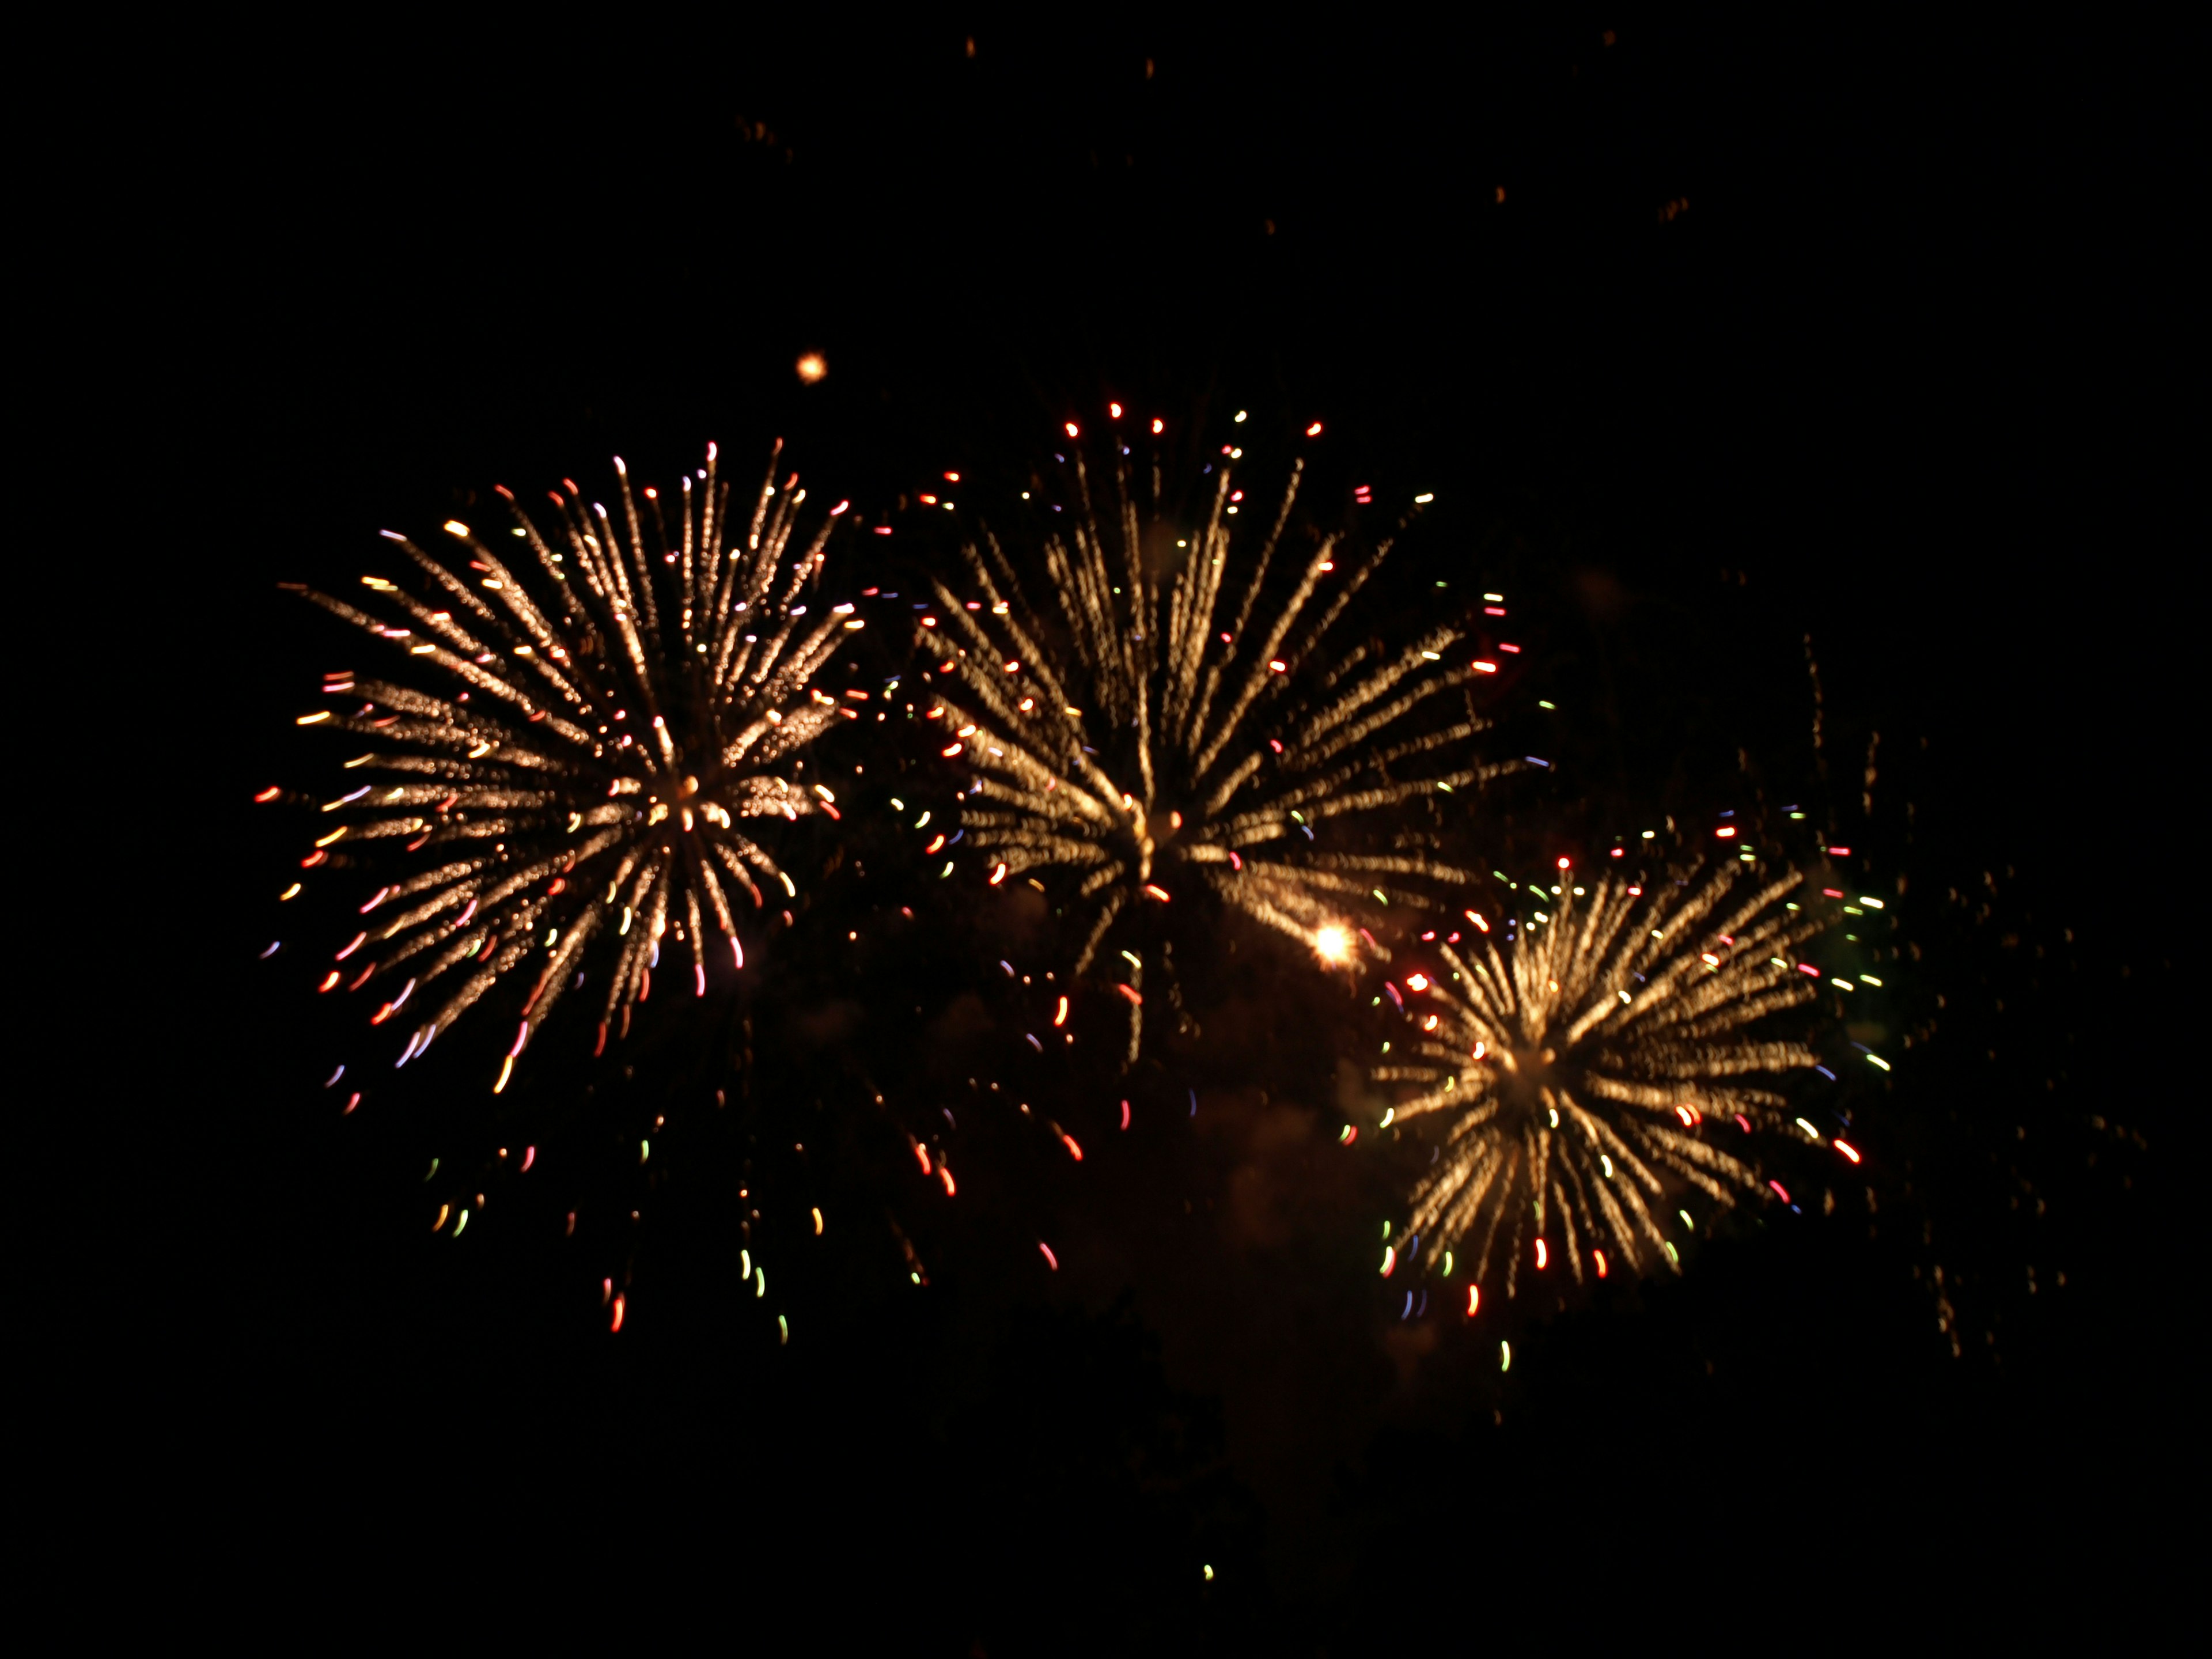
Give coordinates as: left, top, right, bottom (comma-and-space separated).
1378, 865, 1823, 1294
281, 441, 857, 1088
916, 429, 1508, 1051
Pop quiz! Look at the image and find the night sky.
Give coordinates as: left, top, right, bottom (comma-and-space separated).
75, 17, 2186, 1646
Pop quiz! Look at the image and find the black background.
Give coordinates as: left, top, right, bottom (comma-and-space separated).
50, 14, 2187, 1647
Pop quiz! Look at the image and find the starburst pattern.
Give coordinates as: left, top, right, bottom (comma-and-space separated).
282, 441, 859, 1088
1378, 866, 1822, 1293
918, 430, 1506, 1051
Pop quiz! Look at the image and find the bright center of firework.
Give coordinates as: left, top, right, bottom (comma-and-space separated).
1313, 923, 1354, 964
1488, 1033, 1577, 1126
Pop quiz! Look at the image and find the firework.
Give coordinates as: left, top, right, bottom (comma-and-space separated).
1376, 865, 1824, 1294
277, 442, 858, 1089
916, 422, 1508, 1054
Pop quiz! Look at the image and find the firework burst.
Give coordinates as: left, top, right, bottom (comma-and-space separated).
1377, 865, 1823, 1295
916, 425, 1508, 1053
279, 442, 859, 1089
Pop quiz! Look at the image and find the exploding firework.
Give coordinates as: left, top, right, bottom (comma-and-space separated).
1376, 865, 1827, 1294
915, 421, 1508, 1054
275, 442, 859, 1089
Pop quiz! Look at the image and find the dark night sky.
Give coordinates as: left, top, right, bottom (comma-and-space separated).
48, 15, 2188, 1645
